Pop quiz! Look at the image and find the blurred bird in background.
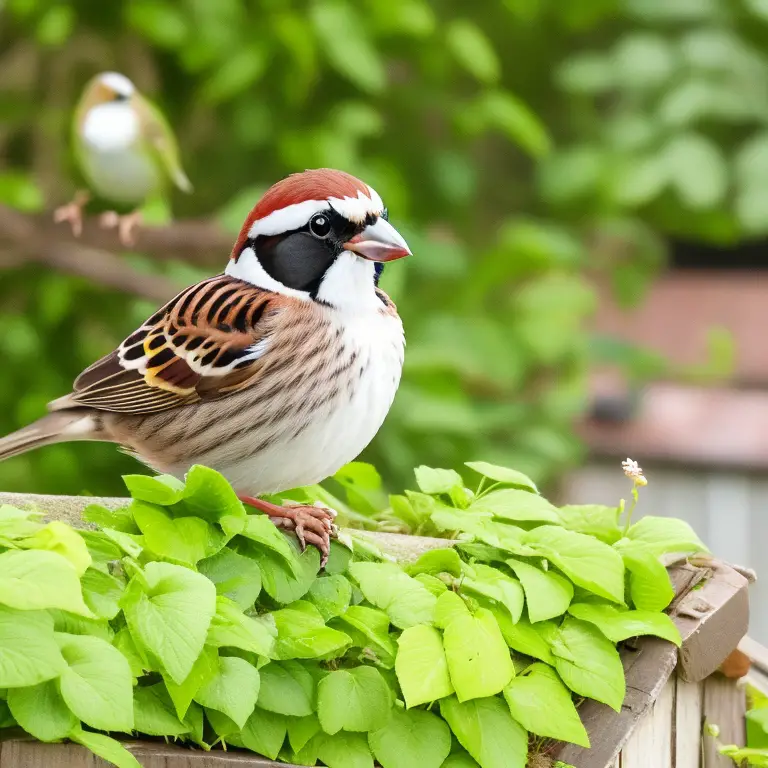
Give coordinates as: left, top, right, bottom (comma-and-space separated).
54, 71, 192, 246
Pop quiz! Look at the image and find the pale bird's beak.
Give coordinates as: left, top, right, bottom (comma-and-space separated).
344, 218, 412, 262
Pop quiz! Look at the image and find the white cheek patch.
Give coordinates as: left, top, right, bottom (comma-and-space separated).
226, 246, 311, 300
316, 252, 381, 313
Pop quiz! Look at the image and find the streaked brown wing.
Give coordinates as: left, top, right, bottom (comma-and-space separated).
63, 276, 275, 414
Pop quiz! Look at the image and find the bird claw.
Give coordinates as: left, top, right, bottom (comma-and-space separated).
53, 191, 90, 237
100, 210, 142, 247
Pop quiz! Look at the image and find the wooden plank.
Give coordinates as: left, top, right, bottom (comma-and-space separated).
675, 678, 703, 768
621, 676, 674, 768
702, 674, 746, 768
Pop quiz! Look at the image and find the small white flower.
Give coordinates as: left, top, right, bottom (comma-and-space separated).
622, 458, 647, 486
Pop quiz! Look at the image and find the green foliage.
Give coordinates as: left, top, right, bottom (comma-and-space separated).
0, 460, 707, 766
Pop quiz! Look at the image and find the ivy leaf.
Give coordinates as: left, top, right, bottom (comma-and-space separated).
19, 521, 91, 575
415, 574, 449, 597
123, 474, 185, 505
317, 731, 374, 768
444, 607, 515, 701
7, 679, 78, 742
395, 624, 454, 707
0, 505, 45, 539
464, 462, 538, 493
414, 466, 464, 495
568, 602, 681, 646
369, 707, 452, 768
557, 505, 622, 544
81, 567, 124, 620
442, 752, 481, 768
318, 666, 392, 734
506, 559, 573, 623
288, 713, 322, 752
350, 562, 436, 629
82, 503, 139, 534
405, 549, 463, 578
115, 627, 146, 678
241, 707, 288, 759
523, 526, 625, 604
440, 695, 527, 768
121, 561, 216, 684
133, 683, 190, 737
164, 646, 218, 721
621, 548, 674, 612
179, 464, 246, 523
550, 618, 625, 711
250, 541, 321, 604
207, 596, 276, 656
503, 663, 589, 747
272, 603, 351, 660
307, 574, 352, 621
195, 655, 260, 729
460, 564, 524, 623
236, 514, 302, 570
70, 728, 142, 768
0, 549, 92, 616
434, 591, 471, 629
621, 516, 708, 556
198, 548, 262, 609
0, 607, 66, 687
133, 502, 224, 566
331, 605, 397, 666
470, 489, 559, 523
258, 660, 315, 716
446, 19, 500, 84
56, 631, 134, 732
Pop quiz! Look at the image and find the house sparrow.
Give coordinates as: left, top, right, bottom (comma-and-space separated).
54, 71, 192, 246
4, 169, 411, 565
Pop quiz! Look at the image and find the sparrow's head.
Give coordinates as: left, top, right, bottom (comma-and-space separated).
81, 72, 137, 109
226, 169, 411, 309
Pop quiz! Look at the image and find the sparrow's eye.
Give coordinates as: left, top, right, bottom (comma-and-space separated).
308, 213, 332, 239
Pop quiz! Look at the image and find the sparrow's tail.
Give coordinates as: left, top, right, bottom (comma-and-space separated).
0, 410, 103, 462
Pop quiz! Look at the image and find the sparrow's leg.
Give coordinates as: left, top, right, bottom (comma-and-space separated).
99, 210, 143, 247
53, 190, 91, 237
238, 496, 338, 568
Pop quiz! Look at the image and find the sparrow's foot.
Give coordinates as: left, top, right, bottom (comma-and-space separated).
238, 496, 338, 568
53, 190, 91, 237
99, 210, 142, 247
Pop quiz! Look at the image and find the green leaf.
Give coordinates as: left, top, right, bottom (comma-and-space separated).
444, 607, 514, 702
288, 713, 322, 752
446, 20, 500, 84
133, 683, 190, 737
207, 596, 276, 657
70, 728, 142, 768
81, 567, 124, 620
550, 618, 625, 711
241, 707, 288, 759
317, 731, 373, 768
568, 602, 681, 646
523, 526, 625, 604
460, 564, 524, 623
350, 562, 436, 629
440, 696, 527, 768
0, 607, 66, 687
258, 660, 315, 716
195, 655, 260, 729
434, 591, 471, 629
115, 627, 146, 678
133, 502, 224, 566
663, 133, 727, 209
307, 574, 352, 621
441, 752, 481, 768
198, 548, 262, 609
476, 90, 551, 157
19, 521, 91, 575
82, 504, 138, 535
332, 605, 397, 666
121, 561, 216, 684
465, 463, 538, 493
405, 549, 462, 578
395, 624, 454, 707
490, 606, 555, 665
557, 505, 622, 544
50, 610, 112, 642
181, 465, 247, 523
56, 632, 134, 732
621, 516, 708, 556
415, 574, 449, 597
470, 489, 558, 523
503, 663, 589, 747
0, 505, 45, 539
273, 603, 351, 660
310, 0, 385, 93
7, 679, 78, 742
237, 514, 301, 569
164, 646, 218, 720
318, 666, 392, 734
414, 466, 464, 495
123, 474, 185, 505
621, 549, 674, 612
251, 541, 321, 604
506, 559, 573, 623
0, 549, 92, 616
370, 707, 452, 768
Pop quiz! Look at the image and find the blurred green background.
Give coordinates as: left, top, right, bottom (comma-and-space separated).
0, 0, 757, 496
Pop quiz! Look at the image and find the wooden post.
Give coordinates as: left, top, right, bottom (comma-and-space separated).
702, 674, 746, 768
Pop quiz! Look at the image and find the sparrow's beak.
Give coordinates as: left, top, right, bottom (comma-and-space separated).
344, 218, 412, 262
